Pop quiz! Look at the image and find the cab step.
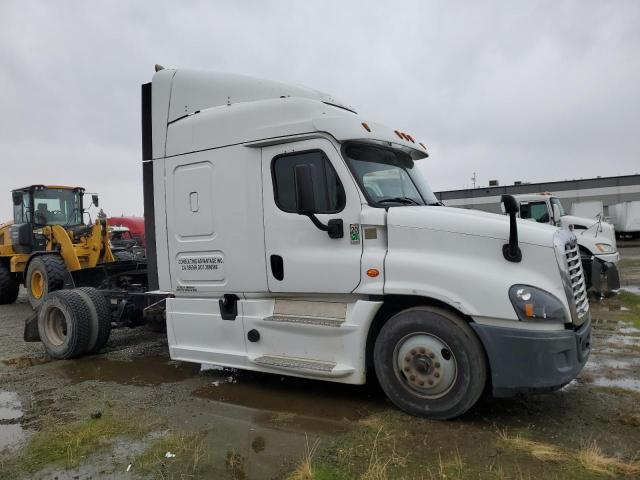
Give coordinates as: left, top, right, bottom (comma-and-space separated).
250, 354, 354, 378
264, 299, 347, 327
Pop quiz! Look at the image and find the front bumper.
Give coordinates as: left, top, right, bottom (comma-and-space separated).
594, 251, 619, 263
471, 316, 591, 397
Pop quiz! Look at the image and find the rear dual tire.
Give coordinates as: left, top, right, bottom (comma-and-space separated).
38, 288, 111, 359
373, 306, 487, 420
38, 290, 91, 359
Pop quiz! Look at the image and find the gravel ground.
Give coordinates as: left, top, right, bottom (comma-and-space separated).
0, 243, 639, 479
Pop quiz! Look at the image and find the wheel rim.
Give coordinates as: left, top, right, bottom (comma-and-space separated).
31, 271, 44, 299
393, 333, 458, 399
44, 306, 67, 346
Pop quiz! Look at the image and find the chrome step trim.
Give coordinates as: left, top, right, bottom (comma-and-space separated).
264, 314, 345, 327
253, 355, 336, 372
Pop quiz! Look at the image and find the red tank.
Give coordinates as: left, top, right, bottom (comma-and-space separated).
107, 216, 146, 247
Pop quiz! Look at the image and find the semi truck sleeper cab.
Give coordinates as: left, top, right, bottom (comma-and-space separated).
141, 68, 591, 419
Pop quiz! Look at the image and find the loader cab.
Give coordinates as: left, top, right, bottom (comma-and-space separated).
12, 185, 86, 227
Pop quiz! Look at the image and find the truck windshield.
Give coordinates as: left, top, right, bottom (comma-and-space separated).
343, 143, 439, 207
33, 189, 83, 226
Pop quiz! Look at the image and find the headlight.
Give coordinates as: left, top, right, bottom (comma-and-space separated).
509, 285, 569, 323
595, 243, 613, 253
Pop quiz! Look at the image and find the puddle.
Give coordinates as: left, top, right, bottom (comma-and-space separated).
193, 369, 385, 424
0, 390, 25, 451
56, 355, 200, 386
620, 286, 640, 295
592, 377, 640, 392
619, 326, 640, 335
588, 356, 637, 370
603, 334, 640, 347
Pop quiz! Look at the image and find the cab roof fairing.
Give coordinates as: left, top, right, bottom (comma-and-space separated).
152, 68, 428, 160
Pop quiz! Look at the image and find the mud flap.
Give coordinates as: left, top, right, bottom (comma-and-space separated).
23, 309, 41, 342
581, 256, 593, 290
605, 262, 620, 292
590, 259, 603, 294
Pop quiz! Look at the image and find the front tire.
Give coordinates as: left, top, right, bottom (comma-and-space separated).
26, 255, 67, 308
0, 263, 19, 305
373, 306, 487, 420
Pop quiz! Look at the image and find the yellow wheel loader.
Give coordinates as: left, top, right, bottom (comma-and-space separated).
0, 185, 117, 307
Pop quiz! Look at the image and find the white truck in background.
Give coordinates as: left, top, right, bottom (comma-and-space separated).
515, 193, 620, 294
570, 200, 604, 221
610, 201, 640, 238
138, 67, 592, 419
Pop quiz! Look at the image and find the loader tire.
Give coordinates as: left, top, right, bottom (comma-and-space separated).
26, 255, 67, 308
0, 263, 19, 305
38, 290, 91, 359
75, 287, 112, 353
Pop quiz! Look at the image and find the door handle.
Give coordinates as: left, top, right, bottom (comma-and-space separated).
270, 255, 284, 281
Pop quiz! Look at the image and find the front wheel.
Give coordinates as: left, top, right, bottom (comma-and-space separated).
26, 255, 67, 308
373, 306, 487, 420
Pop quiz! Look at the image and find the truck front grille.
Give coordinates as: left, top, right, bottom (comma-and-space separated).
565, 243, 589, 319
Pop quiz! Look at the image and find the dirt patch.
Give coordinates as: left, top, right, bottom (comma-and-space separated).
1, 248, 640, 479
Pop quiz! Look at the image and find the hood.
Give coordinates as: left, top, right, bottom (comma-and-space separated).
561, 215, 616, 244
561, 215, 603, 229
387, 206, 557, 247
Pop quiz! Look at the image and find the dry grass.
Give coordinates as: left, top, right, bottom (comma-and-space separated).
500, 431, 640, 478
288, 435, 321, 480
360, 427, 390, 480
498, 431, 567, 462
135, 431, 209, 477
577, 440, 640, 477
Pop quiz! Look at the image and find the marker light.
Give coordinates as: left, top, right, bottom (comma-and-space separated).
361, 122, 371, 132
366, 268, 380, 278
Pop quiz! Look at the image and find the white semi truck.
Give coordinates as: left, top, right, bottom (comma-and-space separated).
23, 67, 592, 420
515, 193, 620, 294
135, 67, 592, 419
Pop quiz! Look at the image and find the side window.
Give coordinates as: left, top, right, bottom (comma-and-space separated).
521, 202, 549, 223
272, 150, 346, 213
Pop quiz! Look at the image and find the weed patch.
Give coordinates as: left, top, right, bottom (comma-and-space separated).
134, 431, 210, 478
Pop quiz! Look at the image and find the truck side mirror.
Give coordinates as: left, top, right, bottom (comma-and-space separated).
501, 195, 522, 262
12, 191, 23, 206
294, 164, 317, 214
502, 195, 519, 215
92, 194, 99, 207
294, 164, 343, 239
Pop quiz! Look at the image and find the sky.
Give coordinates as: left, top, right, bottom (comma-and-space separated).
1, 0, 639, 220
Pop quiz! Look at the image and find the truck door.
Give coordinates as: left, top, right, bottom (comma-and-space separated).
262, 139, 364, 293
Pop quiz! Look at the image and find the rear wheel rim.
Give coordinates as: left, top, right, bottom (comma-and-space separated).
44, 307, 67, 346
393, 333, 458, 399
31, 271, 44, 299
